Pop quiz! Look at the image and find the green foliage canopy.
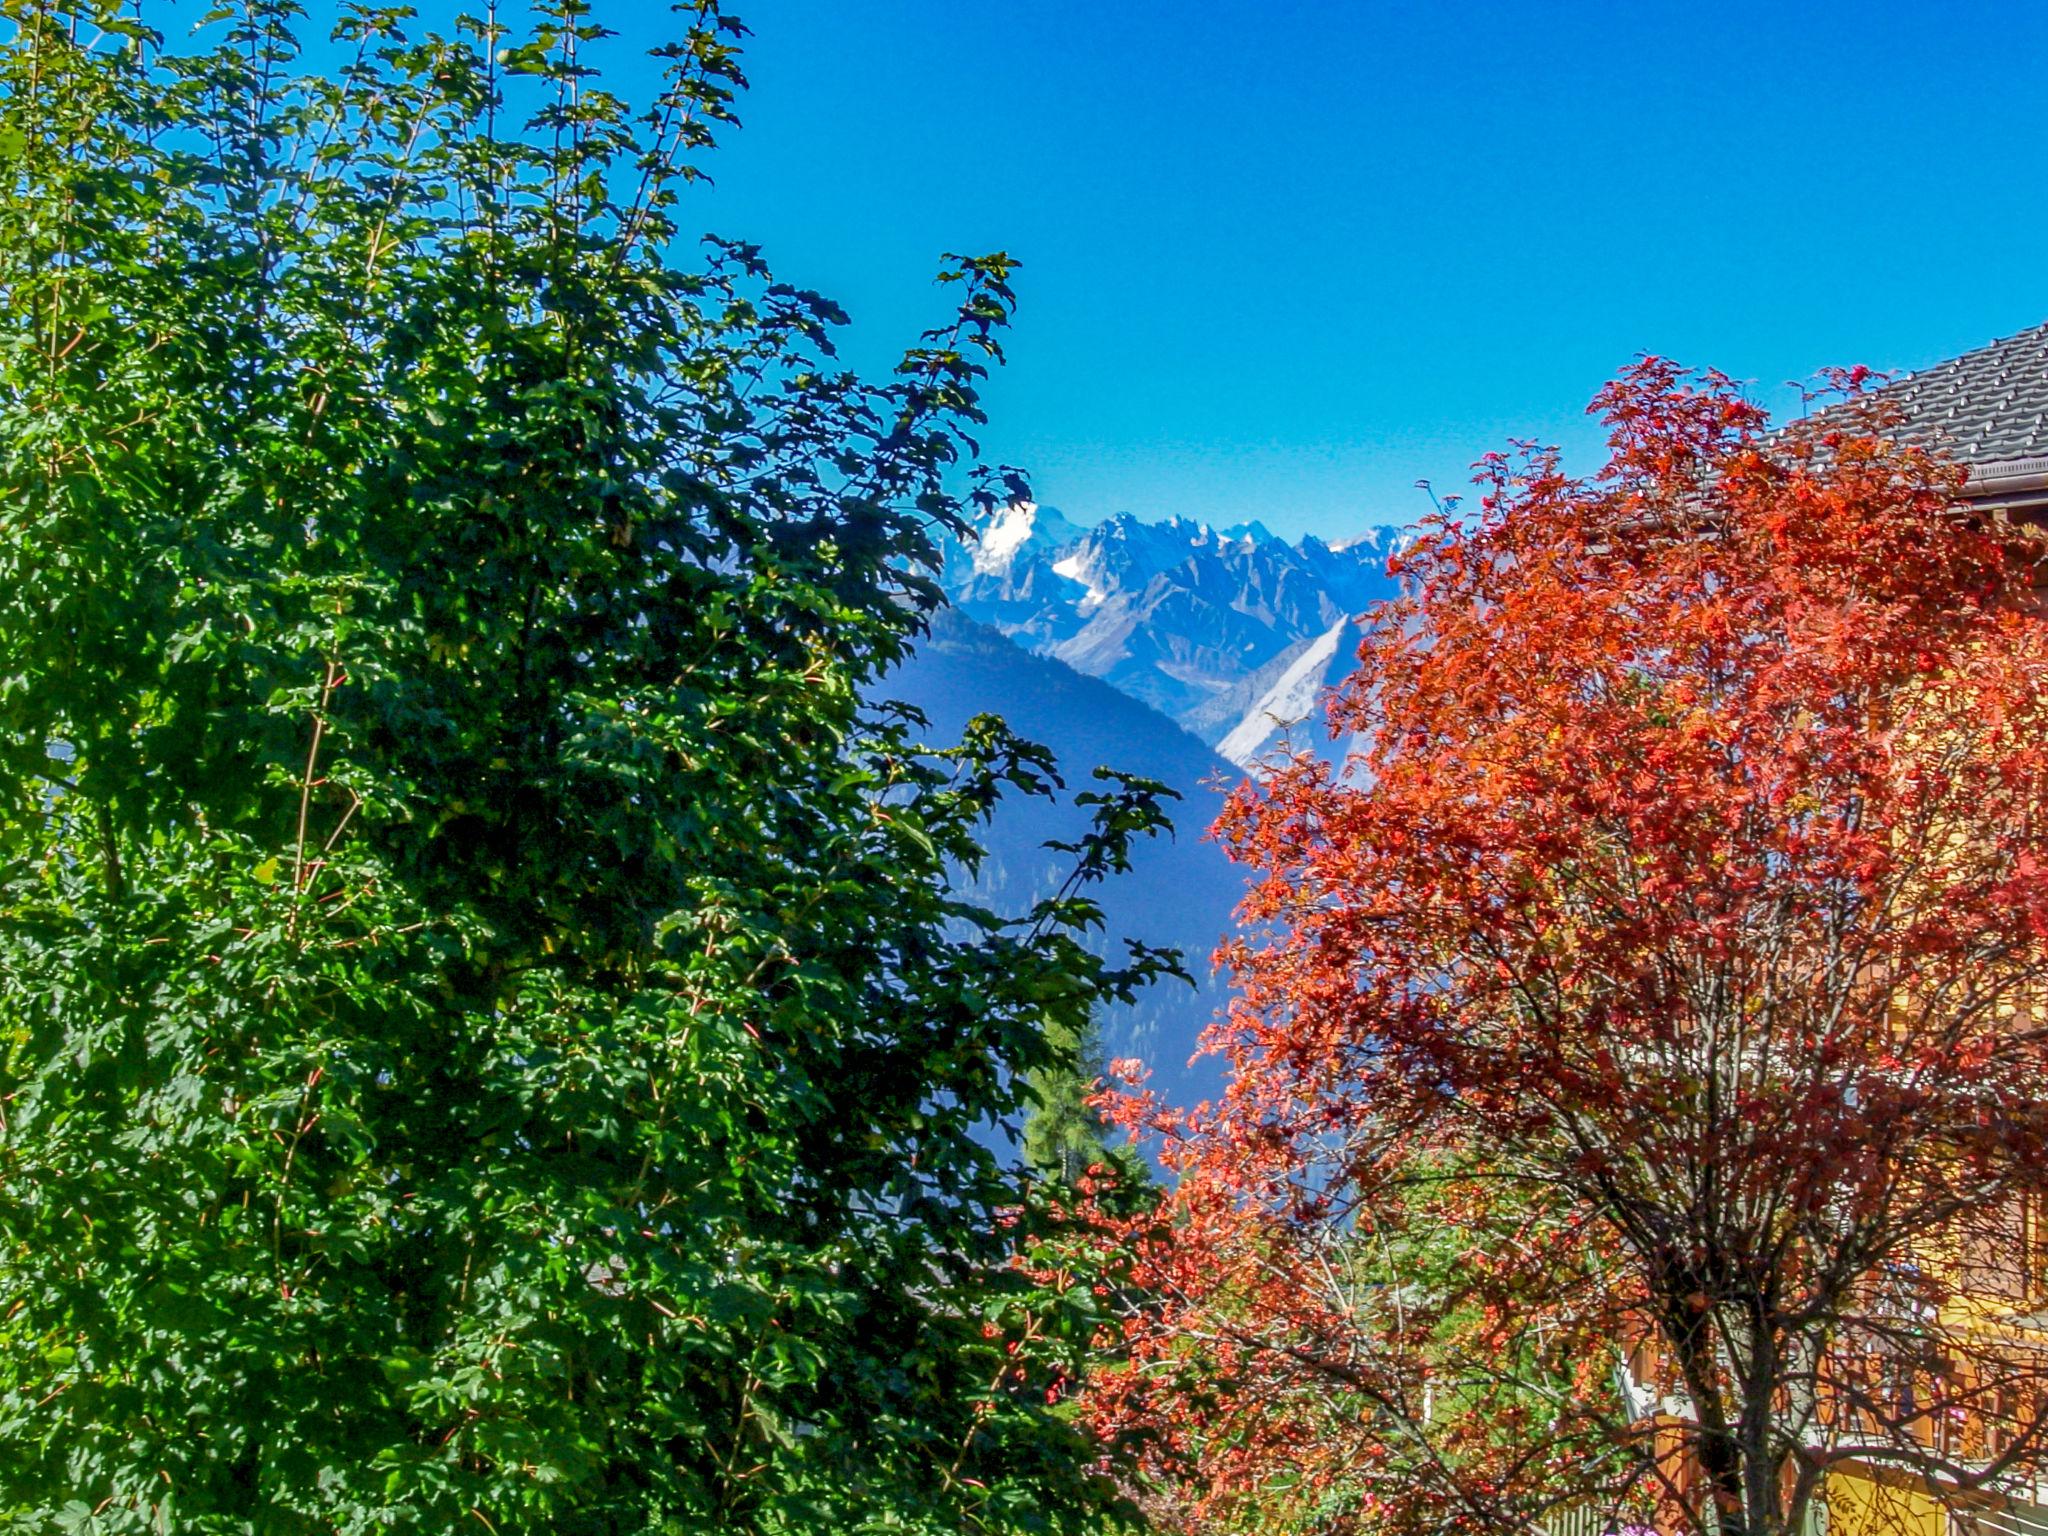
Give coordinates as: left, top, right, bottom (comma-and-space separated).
0, 3, 1174, 1530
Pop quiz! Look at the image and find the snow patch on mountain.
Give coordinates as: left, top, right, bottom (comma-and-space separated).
1330, 525, 1421, 557
1219, 519, 1278, 547
1049, 551, 1106, 607
1216, 618, 1351, 766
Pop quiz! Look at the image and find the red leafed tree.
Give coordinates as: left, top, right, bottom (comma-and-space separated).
1087, 362, 2048, 1536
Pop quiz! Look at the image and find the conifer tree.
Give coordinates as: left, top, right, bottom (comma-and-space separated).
1024, 1015, 1154, 1197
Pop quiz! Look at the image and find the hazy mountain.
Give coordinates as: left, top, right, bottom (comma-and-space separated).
884, 608, 1246, 1112
939, 504, 1408, 775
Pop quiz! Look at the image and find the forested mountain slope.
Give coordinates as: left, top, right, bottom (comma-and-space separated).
886, 609, 1248, 1110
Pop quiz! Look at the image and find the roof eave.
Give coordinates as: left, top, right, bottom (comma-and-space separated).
1957, 457, 2048, 522
1966, 456, 2048, 495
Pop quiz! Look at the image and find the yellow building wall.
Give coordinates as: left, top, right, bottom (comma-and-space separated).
1824, 1465, 1952, 1536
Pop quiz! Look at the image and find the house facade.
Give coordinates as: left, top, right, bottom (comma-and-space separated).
1609, 323, 2048, 1536
1830, 325, 2048, 1536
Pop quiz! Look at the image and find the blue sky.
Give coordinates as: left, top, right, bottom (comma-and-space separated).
647, 0, 2048, 542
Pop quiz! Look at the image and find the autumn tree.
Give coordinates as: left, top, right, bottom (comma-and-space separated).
1089, 362, 2048, 1536
0, 3, 1168, 1531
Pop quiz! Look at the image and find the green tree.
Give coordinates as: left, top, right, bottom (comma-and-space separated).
0, 4, 1171, 1531
1023, 1015, 1153, 1199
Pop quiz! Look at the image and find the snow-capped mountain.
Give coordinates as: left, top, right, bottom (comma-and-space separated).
939, 504, 1408, 773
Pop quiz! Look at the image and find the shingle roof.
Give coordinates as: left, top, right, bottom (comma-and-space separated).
1863, 321, 2048, 473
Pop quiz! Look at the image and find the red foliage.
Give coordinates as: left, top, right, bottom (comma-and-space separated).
1085, 363, 2048, 1536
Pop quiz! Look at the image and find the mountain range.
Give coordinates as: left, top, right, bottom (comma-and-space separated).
937, 503, 1407, 772
884, 507, 1411, 1118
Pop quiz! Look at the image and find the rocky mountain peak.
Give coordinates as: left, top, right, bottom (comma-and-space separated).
954, 499, 1083, 580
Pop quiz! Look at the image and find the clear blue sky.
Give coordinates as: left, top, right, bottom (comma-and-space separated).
638, 0, 2048, 542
